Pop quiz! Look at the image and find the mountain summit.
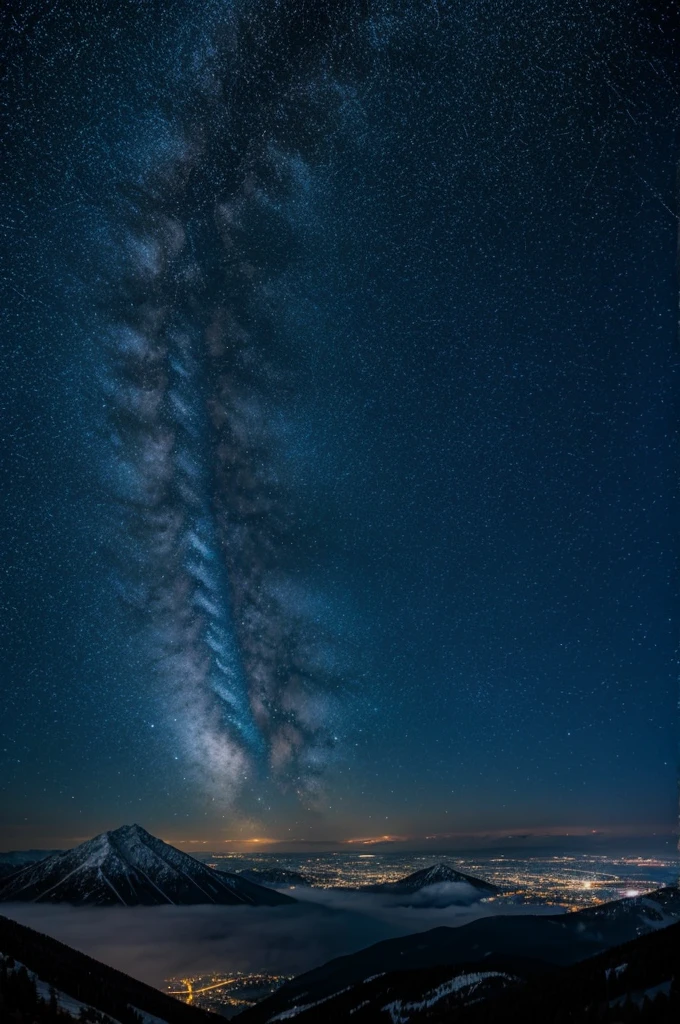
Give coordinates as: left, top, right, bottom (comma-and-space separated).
360, 862, 499, 896
0, 824, 294, 907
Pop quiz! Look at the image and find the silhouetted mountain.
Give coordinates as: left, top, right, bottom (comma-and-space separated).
453, 919, 680, 1024
0, 825, 295, 906
239, 919, 680, 1023
246, 955, 555, 1023
359, 863, 499, 897
239, 867, 312, 887
0, 912, 219, 1023
238, 886, 680, 1023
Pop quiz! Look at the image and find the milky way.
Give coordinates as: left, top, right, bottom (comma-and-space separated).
99, 1, 372, 803
2, 0, 677, 841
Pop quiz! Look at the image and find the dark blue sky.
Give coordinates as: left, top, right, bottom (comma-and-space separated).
1, 0, 678, 849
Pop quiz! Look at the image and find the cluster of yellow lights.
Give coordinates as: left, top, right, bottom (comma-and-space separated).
168, 973, 291, 1006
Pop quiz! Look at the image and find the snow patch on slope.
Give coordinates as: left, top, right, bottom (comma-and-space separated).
382, 971, 517, 1023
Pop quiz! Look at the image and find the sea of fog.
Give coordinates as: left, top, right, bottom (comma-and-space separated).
2, 850, 676, 987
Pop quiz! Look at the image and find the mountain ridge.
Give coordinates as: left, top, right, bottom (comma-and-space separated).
237, 885, 680, 1023
241, 919, 680, 1023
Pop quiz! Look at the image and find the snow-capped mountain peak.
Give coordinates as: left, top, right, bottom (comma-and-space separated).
360, 862, 499, 895
0, 824, 294, 907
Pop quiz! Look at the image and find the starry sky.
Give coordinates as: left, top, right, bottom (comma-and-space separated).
1, 0, 678, 851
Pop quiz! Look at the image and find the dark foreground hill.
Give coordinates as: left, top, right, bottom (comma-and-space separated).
238, 886, 680, 1023
238, 919, 680, 1023
453, 920, 680, 1024
0, 824, 294, 906
0, 912, 219, 1024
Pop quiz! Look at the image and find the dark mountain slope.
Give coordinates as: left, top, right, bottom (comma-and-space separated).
251, 919, 680, 1023
452, 918, 680, 1024
238, 886, 680, 1023
0, 912, 219, 1024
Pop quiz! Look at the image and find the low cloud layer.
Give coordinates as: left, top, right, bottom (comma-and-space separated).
0, 888, 561, 987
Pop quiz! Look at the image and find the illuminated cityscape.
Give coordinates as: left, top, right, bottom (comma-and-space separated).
166, 851, 677, 1015
166, 973, 293, 1016
200, 851, 676, 907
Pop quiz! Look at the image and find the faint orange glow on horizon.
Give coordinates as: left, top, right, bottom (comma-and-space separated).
344, 834, 409, 845
6, 821, 674, 854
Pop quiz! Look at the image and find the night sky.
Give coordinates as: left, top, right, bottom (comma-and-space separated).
1, 0, 678, 850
